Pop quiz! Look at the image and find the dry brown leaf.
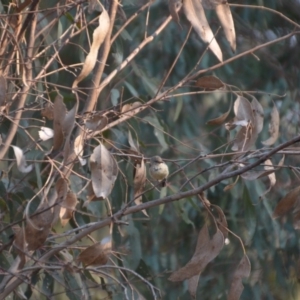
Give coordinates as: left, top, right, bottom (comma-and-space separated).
90, 143, 118, 199
251, 97, 264, 134
262, 103, 280, 146
273, 186, 300, 218
207, 100, 231, 126
72, 5, 110, 88
25, 202, 54, 251
234, 96, 254, 124
62, 102, 77, 138
213, 205, 228, 238
13, 225, 27, 266
168, 0, 182, 25
196, 75, 224, 90
0, 74, 7, 107
55, 177, 68, 203
60, 191, 78, 226
183, 0, 223, 62
224, 176, 239, 192
53, 94, 67, 151
264, 159, 276, 186
188, 274, 200, 299
133, 159, 147, 216
74, 133, 86, 166
169, 226, 224, 281
215, 1, 236, 52
231, 125, 257, 152
227, 255, 251, 300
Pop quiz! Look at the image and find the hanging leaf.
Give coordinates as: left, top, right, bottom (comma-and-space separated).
62, 101, 77, 138
196, 75, 224, 90
213, 205, 228, 238
183, 0, 223, 62
72, 4, 110, 88
60, 191, 78, 226
251, 97, 264, 134
231, 125, 256, 152
55, 177, 68, 203
12, 145, 33, 173
273, 186, 300, 218
25, 202, 54, 251
234, 96, 254, 124
133, 159, 147, 216
39, 127, 54, 141
188, 274, 200, 299
262, 103, 279, 146
215, 1, 236, 52
169, 225, 224, 281
168, 0, 182, 26
207, 99, 231, 125
227, 255, 251, 300
74, 133, 86, 166
90, 143, 118, 199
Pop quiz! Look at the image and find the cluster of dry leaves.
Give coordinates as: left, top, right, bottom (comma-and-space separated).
169, 0, 236, 61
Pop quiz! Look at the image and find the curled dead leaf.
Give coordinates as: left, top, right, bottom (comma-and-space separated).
25, 202, 54, 251
183, 0, 223, 62
56, 177, 68, 203
207, 100, 231, 126
215, 1, 236, 52
72, 4, 110, 88
227, 255, 251, 300
74, 133, 86, 166
213, 205, 228, 238
60, 191, 78, 226
90, 143, 118, 199
231, 124, 257, 152
169, 226, 224, 281
251, 97, 264, 134
234, 96, 254, 124
262, 103, 279, 146
168, 0, 182, 26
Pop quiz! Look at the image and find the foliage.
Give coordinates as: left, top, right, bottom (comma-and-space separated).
0, 0, 300, 299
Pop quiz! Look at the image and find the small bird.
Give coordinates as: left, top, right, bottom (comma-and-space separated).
149, 156, 169, 187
